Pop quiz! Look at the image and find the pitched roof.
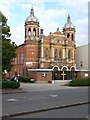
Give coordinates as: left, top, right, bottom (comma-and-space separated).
53, 31, 63, 35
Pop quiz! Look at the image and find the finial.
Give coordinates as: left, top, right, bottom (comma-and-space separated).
40, 27, 44, 35
30, 3, 34, 15
67, 14, 71, 22
31, 3, 33, 9
57, 27, 59, 31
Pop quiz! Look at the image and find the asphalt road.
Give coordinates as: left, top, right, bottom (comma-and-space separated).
2, 87, 88, 117
14, 104, 89, 118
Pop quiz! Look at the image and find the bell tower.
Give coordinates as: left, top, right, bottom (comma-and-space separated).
63, 15, 76, 66
24, 6, 39, 43
63, 15, 76, 44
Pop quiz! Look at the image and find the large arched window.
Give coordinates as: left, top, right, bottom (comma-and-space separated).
54, 49, 58, 59
59, 49, 62, 59
67, 33, 70, 38
68, 50, 70, 59
28, 28, 31, 36
72, 34, 74, 41
45, 48, 48, 58
20, 54, 24, 65
33, 28, 36, 36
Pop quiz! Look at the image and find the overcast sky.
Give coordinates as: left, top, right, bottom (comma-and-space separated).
0, 0, 89, 46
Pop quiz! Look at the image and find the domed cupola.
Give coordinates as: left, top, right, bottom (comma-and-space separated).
25, 6, 39, 22
63, 15, 75, 29
25, 6, 40, 43
63, 15, 76, 42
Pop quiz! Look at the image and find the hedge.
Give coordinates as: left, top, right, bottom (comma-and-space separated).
0, 80, 20, 89
18, 76, 34, 83
69, 78, 90, 86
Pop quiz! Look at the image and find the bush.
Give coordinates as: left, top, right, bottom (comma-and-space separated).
69, 78, 90, 86
0, 80, 20, 89
18, 76, 31, 83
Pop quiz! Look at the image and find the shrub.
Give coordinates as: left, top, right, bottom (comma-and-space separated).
0, 80, 20, 89
69, 78, 90, 86
18, 76, 31, 83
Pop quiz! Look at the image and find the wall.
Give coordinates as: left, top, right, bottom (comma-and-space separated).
76, 44, 89, 70
28, 71, 52, 81
77, 71, 90, 78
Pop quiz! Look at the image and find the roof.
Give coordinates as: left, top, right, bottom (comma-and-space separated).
53, 31, 63, 35
25, 6, 39, 23
64, 15, 75, 29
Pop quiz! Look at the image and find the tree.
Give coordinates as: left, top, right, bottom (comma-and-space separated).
0, 12, 17, 72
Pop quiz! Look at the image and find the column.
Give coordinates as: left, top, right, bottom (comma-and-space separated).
50, 39, 54, 66
63, 48, 65, 59
40, 38, 44, 68
66, 49, 68, 63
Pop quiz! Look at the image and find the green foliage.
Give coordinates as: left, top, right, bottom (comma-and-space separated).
69, 78, 90, 86
0, 80, 20, 89
0, 12, 17, 72
2, 40, 17, 71
0, 11, 7, 23
18, 76, 34, 83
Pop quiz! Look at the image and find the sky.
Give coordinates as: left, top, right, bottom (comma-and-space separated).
0, 0, 89, 46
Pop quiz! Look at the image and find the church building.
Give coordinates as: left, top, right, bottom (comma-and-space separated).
11, 6, 78, 81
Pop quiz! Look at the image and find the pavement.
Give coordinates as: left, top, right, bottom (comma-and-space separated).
1, 80, 78, 94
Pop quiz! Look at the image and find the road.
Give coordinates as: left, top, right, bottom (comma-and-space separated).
14, 104, 88, 118
2, 87, 88, 117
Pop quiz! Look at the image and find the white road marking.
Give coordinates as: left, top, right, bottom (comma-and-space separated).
49, 95, 58, 98
7, 99, 19, 102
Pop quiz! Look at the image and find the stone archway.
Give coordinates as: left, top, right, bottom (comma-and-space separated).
52, 66, 60, 80
70, 66, 77, 79
61, 66, 68, 80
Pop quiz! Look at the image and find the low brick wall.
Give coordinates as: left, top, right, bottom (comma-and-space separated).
28, 71, 52, 82
77, 71, 90, 78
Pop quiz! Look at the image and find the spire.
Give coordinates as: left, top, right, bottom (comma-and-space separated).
57, 27, 59, 31
63, 14, 75, 29
40, 27, 44, 35
30, 4, 34, 15
67, 14, 71, 23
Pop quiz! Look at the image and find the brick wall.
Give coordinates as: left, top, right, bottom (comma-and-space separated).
28, 71, 52, 81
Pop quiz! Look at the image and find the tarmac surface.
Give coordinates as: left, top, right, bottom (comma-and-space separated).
1, 80, 89, 119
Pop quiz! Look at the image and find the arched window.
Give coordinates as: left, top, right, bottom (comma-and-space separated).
33, 28, 36, 36
28, 28, 31, 36
45, 48, 48, 58
20, 54, 24, 65
59, 49, 62, 59
68, 50, 70, 59
72, 34, 74, 41
54, 49, 58, 59
67, 33, 70, 38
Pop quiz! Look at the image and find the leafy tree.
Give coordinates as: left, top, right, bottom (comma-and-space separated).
0, 12, 17, 72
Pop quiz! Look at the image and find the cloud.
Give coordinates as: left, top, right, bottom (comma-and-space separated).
75, 18, 88, 46
10, 25, 24, 45
76, 34, 88, 47
0, 0, 88, 47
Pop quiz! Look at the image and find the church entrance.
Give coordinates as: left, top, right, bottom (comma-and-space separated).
61, 67, 67, 80
52, 66, 77, 80
70, 67, 77, 79
52, 66, 59, 80
52, 66, 68, 80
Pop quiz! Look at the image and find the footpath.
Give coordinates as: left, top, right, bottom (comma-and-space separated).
1, 80, 75, 94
